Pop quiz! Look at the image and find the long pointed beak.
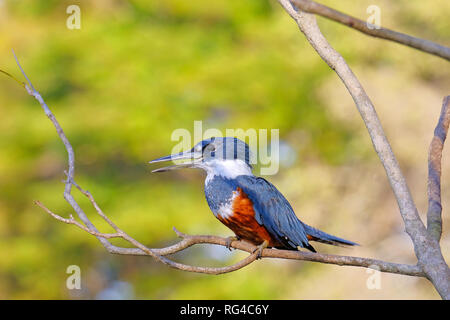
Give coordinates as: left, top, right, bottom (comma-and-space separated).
149, 151, 202, 173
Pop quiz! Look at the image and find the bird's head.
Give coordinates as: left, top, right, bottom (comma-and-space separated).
149, 137, 253, 178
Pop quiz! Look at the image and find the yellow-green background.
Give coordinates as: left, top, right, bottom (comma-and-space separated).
0, 0, 449, 299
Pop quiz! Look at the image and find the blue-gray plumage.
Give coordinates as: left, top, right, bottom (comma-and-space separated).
150, 137, 357, 254
204, 174, 314, 251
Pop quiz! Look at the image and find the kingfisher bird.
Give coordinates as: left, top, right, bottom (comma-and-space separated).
150, 137, 357, 256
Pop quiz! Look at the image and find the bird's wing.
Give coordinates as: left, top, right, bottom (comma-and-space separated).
235, 175, 312, 250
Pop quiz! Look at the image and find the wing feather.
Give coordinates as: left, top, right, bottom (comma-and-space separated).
235, 175, 310, 250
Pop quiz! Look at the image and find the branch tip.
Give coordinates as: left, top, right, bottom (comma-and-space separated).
173, 227, 186, 238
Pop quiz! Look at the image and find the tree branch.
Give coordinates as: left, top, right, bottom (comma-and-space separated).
290, 0, 450, 61
35, 199, 425, 277
277, 0, 449, 299
9, 51, 429, 280
12, 51, 260, 275
427, 96, 450, 241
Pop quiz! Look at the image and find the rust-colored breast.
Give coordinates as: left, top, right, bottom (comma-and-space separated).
218, 187, 280, 247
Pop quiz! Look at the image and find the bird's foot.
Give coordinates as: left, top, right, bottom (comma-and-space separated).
253, 240, 269, 259
225, 236, 239, 251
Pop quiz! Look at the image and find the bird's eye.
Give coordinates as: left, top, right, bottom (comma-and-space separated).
202, 144, 216, 154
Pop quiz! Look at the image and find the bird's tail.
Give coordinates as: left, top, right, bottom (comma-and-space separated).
304, 224, 358, 247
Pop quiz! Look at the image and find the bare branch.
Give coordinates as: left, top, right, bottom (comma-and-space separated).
16, 44, 425, 278
277, 0, 423, 249
11, 5, 448, 290
38, 201, 424, 277
35, 178, 425, 277
10, 49, 434, 279
12, 51, 258, 276
170, 229, 424, 277
290, 0, 450, 61
35, 200, 123, 239
36, 187, 262, 275
70, 175, 122, 232
277, 0, 450, 299
12, 49, 36, 91
427, 96, 450, 241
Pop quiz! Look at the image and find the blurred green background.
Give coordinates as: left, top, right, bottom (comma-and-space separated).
0, 0, 449, 299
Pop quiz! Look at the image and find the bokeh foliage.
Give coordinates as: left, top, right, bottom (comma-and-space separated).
0, 0, 449, 299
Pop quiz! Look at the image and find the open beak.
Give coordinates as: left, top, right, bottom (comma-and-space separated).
149, 150, 202, 173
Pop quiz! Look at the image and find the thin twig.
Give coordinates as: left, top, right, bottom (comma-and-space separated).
35, 200, 122, 239
0, 68, 26, 87
427, 96, 450, 241
290, 0, 450, 61
12, 49, 36, 91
